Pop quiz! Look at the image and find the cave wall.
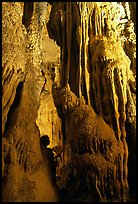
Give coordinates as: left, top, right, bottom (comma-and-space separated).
2, 2, 60, 202
2, 2, 136, 202
47, 2, 136, 202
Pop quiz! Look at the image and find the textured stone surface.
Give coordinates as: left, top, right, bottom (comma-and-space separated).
53, 85, 127, 202
2, 2, 136, 202
2, 2, 59, 202
47, 2, 136, 202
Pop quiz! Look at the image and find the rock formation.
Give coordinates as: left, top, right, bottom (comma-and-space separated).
2, 2, 136, 202
47, 2, 136, 202
53, 85, 127, 202
2, 2, 59, 202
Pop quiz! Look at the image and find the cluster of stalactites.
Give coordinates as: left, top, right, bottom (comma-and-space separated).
76, 2, 128, 101
74, 4, 132, 201
88, 26, 134, 202
90, 156, 128, 201
72, 132, 127, 201
77, 2, 105, 37
77, 2, 128, 38
76, 2, 134, 139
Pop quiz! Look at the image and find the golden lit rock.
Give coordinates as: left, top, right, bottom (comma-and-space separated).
2, 2, 136, 202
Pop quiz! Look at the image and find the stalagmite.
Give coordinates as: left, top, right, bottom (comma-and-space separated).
53, 83, 132, 201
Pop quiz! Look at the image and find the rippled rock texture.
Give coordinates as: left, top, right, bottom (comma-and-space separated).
2, 2, 59, 202
2, 2, 136, 202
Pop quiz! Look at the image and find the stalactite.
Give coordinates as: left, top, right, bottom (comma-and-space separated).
46, 2, 136, 201
78, 3, 82, 98
65, 2, 72, 86
109, 68, 121, 140
90, 33, 135, 200
124, 2, 131, 20
94, 7, 98, 36
82, 3, 89, 104
101, 10, 105, 35
77, 2, 98, 104
123, 139, 129, 183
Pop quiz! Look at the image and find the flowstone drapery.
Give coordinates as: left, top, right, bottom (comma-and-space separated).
47, 2, 136, 202
53, 85, 128, 201
2, 2, 136, 202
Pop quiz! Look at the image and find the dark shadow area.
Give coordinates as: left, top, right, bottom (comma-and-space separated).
40, 135, 62, 201
22, 2, 34, 30
40, 135, 56, 184
52, 85, 67, 145
4, 82, 24, 134
125, 122, 136, 202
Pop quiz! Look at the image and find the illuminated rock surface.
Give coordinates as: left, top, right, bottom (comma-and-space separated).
2, 2, 136, 202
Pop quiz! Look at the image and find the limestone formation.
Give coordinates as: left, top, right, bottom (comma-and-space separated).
54, 85, 128, 201
2, 2, 136, 202
2, 2, 59, 202
47, 2, 136, 201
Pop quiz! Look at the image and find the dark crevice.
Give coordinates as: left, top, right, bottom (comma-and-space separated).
125, 122, 136, 200
81, 74, 88, 105
4, 82, 24, 134
22, 2, 34, 29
